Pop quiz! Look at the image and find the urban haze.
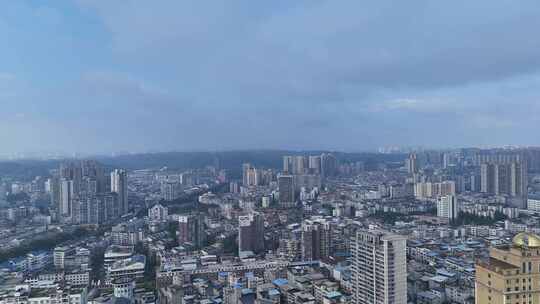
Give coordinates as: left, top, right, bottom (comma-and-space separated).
2, 2, 540, 304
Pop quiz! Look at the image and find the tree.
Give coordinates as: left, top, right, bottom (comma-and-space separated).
450, 211, 506, 227
0, 227, 94, 263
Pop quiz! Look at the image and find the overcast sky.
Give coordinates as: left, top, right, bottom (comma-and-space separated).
1, 1, 540, 155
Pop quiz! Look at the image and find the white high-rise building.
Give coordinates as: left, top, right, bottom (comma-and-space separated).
405, 153, 418, 174
161, 181, 182, 201
59, 178, 73, 217
308, 155, 321, 174
283, 156, 294, 174
437, 195, 459, 220
111, 169, 128, 215
148, 203, 168, 222
350, 229, 407, 304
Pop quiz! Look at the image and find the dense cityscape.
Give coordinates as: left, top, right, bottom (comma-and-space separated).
4, 1, 540, 303
0, 148, 539, 303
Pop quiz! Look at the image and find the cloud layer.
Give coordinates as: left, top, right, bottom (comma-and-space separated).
1, 0, 540, 155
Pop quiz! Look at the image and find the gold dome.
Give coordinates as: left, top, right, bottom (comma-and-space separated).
513, 232, 540, 248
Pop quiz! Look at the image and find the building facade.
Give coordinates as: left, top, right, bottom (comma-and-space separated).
476, 232, 540, 304
350, 230, 407, 304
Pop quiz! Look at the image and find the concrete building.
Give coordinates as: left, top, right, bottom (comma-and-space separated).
238, 212, 265, 255
242, 163, 253, 186
294, 174, 321, 192
301, 219, 332, 261
528, 195, 540, 212
107, 255, 146, 285
161, 181, 182, 201
308, 155, 322, 174
350, 229, 407, 304
177, 214, 205, 249
112, 277, 136, 301
480, 161, 528, 208
148, 203, 168, 222
415, 181, 456, 200
111, 169, 128, 215
59, 178, 73, 217
104, 245, 134, 270
406, 153, 418, 174
321, 153, 338, 178
476, 232, 540, 304
437, 195, 459, 221
278, 174, 295, 208
54, 246, 75, 269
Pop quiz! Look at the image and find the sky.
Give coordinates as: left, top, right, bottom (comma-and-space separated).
1, 1, 540, 156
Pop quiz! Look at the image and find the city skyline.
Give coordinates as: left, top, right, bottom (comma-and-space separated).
4, 2, 540, 304
3, 145, 540, 303
2, 145, 540, 162
2, 1, 540, 155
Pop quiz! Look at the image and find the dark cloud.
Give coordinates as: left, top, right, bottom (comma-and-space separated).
1, 1, 540, 155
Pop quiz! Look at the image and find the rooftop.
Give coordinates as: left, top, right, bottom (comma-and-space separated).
477, 257, 518, 274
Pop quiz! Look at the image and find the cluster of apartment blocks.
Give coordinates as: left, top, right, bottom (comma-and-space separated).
48, 161, 128, 225
0, 284, 88, 304
153, 225, 407, 304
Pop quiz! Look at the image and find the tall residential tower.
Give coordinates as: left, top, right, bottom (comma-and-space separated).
350, 229, 407, 304
111, 169, 129, 215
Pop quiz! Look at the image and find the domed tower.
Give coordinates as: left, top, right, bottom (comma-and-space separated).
476, 232, 540, 304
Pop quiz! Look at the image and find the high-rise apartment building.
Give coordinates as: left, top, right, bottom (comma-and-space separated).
177, 214, 205, 249
481, 163, 495, 194
293, 156, 308, 175
405, 153, 418, 174
301, 219, 332, 261
148, 203, 169, 222
59, 178, 74, 217
246, 167, 261, 186
102, 192, 119, 220
60, 162, 83, 194
49, 175, 61, 214
241, 164, 271, 187
52, 161, 124, 224
350, 229, 407, 304
283, 156, 294, 174
0, 182, 7, 200
278, 174, 295, 208
81, 160, 106, 192
294, 174, 322, 191
282, 155, 309, 175
472, 150, 523, 167
238, 212, 265, 255
242, 163, 252, 186
161, 181, 183, 201
437, 195, 459, 220
476, 232, 540, 304
71, 193, 118, 225
71, 197, 88, 225
480, 161, 528, 208
321, 153, 338, 178
111, 169, 128, 215
414, 181, 456, 199
308, 155, 321, 174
